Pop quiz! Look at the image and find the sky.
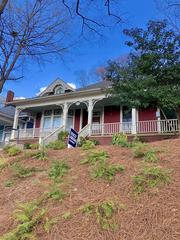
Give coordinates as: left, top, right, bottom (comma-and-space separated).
2, 0, 163, 99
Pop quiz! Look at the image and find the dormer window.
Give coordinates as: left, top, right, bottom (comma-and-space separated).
54, 85, 64, 94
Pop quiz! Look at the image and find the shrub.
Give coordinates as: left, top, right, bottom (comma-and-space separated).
49, 160, 70, 182
30, 143, 39, 150
132, 142, 147, 158
4, 180, 14, 187
82, 140, 95, 150
32, 149, 48, 161
91, 160, 125, 181
12, 163, 37, 178
1, 201, 45, 240
133, 166, 171, 194
23, 143, 31, 149
48, 185, 67, 201
80, 150, 109, 165
112, 133, 130, 147
77, 136, 87, 147
3, 144, 14, 153
7, 146, 21, 156
47, 140, 66, 150
143, 149, 159, 163
0, 157, 8, 170
58, 131, 69, 141
81, 200, 123, 230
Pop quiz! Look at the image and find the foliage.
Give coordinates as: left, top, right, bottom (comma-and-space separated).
4, 180, 14, 188
143, 149, 159, 163
0, 156, 8, 170
82, 140, 95, 150
1, 201, 45, 240
133, 166, 171, 193
91, 160, 124, 181
49, 160, 70, 182
44, 217, 58, 233
12, 163, 38, 179
58, 131, 69, 141
23, 143, 31, 150
32, 149, 47, 161
3, 145, 21, 156
77, 136, 87, 147
132, 142, 147, 158
29, 143, 39, 150
81, 200, 124, 230
62, 211, 72, 220
47, 140, 66, 150
107, 20, 180, 131
48, 185, 67, 201
112, 133, 130, 147
80, 150, 109, 165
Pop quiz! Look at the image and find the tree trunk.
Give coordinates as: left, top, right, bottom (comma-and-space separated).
0, 0, 8, 15
175, 108, 180, 136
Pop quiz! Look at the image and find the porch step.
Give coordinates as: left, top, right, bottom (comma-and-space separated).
89, 134, 178, 145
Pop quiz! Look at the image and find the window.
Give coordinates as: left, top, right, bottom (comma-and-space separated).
54, 85, 64, 94
43, 117, 51, 129
53, 116, 62, 128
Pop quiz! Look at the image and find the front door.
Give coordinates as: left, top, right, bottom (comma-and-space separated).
122, 107, 132, 132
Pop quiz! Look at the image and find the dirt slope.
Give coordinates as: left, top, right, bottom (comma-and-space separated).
0, 139, 179, 240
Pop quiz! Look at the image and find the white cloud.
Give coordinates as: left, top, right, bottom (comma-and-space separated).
67, 82, 76, 89
36, 86, 47, 96
14, 96, 26, 100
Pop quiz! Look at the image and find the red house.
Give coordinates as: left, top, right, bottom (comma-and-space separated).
8, 79, 179, 144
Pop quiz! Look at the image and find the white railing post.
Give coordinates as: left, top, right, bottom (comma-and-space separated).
63, 103, 68, 131
88, 99, 93, 136
131, 108, 137, 134
156, 108, 161, 133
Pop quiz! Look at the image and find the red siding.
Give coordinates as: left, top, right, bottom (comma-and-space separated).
74, 109, 80, 132
104, 106, 120, 123
138, 108, 157, 121
35, 113, 42, 128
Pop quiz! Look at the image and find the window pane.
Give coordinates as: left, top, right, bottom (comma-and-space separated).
43, 117, 51, 129
53, 116, 62, 128
44, 110, 52, 116
54, 109, 62, 115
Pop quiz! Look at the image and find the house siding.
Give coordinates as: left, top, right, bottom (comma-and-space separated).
74, 109, 81, 132
104, 106, 120, 123
138, 108, 157, 121
35, 113, 42, 128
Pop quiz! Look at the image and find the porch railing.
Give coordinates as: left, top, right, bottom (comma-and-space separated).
14, 128, 60, 139
40, 126, 64, 147
91, 119, 179, 135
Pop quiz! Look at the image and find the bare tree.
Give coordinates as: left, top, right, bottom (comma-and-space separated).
155, 0, 180, 33
0, 0, 124, 93
0, 0, 73, 92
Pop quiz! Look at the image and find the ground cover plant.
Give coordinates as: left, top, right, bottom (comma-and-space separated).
133, 166, 171, 194
3, 145, 21, 156
47, 140, 66, 150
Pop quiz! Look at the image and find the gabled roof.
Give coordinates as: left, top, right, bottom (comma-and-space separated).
77, 80, 112, 91
39, 78, 75, 96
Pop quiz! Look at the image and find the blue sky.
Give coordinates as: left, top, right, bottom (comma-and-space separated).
2, 0, 163, 99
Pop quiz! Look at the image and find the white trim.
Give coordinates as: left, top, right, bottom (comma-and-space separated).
80, 108, 83, 131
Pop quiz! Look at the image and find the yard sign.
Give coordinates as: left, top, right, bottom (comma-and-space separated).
68, 128, 78, 148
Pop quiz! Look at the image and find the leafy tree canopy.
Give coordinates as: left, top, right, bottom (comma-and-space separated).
106, 20, 180, 121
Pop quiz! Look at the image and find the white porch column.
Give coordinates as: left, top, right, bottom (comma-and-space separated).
63, 102, 68, 131
88, 99, 93, 135
131, 108, 137, 134
11, 108, 21, 139
157, 108, 161, 133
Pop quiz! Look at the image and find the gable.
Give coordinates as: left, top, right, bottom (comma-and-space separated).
39, 78, 75, 97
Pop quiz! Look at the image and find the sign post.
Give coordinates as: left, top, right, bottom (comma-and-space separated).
68, 128, 78, 148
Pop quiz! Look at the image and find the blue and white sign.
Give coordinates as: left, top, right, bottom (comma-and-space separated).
68, 128, 78, 148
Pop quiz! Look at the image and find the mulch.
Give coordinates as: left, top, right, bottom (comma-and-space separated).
0, 139, 179, 240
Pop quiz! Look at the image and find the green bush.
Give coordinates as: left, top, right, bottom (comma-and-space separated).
112, 133, 130, 147
91, 160, 125, 181
23, 143, 31, 149
4, 180, 14, 187
49, 160, 70, 182
32, 149, 47, 161
58, 131, 69, 141
82, 140, 95, 150
12, 163, 37, 178
80, 150, 109, 165
30, 143, 39, 150
143, 149, 159, 163
47, 140, 66, 150
3, 144, 14, 153
132, 142, 147, 158
81, 200, 123, 230
77, 136, 87, 147
133, 166, 171, 194
7, 146, 21, 156
48, 185, 67, 201
1, 201, 45, 240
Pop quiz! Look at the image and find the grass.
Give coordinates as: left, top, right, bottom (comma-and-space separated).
4, 180, 14, 187
81, 140, 95, 150
48, 184, 67, 201
133, 166, 171, 194
47, 140, 66, 150
143, 149, 159, 163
